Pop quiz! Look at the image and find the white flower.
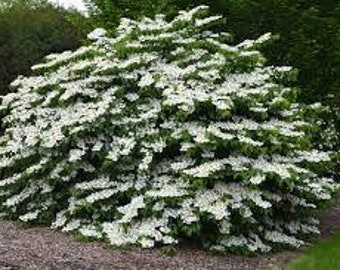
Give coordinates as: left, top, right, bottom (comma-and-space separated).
138, 152, 153, 171
162, 235, 177, 245
62, 219, 81, 232
146, 184, 187, 198
195, 15, 222, 27
183, 160, 225, 178
139, 237, 154, 248
92, 141, 104, 152
249, 174, 266, 185
75, 176, 111, 190
19, 210, 40, 222
87, 28, 107, 41
138, 73, 154, 88
117, 196, 145, 223
265, 230, 304, 247
51, 211, 68, 229
219, 220, 231, 234
85, 189, 117, 204
69, 149, 86, 162
79, 225, 102, 238
125, 93, 139, 102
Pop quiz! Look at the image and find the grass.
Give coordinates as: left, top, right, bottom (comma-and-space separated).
288, 231, 340, 270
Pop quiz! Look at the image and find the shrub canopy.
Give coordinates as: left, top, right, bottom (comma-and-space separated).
86, 0, 340, 108
0, 6, 337, 253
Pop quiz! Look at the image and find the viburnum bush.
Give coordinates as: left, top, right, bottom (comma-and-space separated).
0, 6, 338, 253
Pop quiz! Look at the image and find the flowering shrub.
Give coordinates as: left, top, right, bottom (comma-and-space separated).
0, 6, 338, 253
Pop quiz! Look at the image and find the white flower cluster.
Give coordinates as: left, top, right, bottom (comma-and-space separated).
0, 6, 337, 254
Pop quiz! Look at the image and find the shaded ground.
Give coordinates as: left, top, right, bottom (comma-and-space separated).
0, 196, 339, 270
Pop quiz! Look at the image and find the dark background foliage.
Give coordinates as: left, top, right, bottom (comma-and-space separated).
0, 0, 90, 95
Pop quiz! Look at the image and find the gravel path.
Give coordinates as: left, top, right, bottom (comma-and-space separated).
0, 196, 338, 270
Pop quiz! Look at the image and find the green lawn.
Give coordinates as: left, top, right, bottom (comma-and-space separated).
288, 231, 340, 270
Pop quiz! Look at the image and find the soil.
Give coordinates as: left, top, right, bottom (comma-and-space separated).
0, 196, 339, 270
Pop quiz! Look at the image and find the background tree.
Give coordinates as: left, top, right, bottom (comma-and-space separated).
0, 0, 92, 95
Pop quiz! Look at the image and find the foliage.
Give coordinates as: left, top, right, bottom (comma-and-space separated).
0, 0, 47, 9
0, 6, 338, 253
0, 0, 91, 95
85, 0, 340, 108
288, 230, 340, 270
84, 0, 164, 29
